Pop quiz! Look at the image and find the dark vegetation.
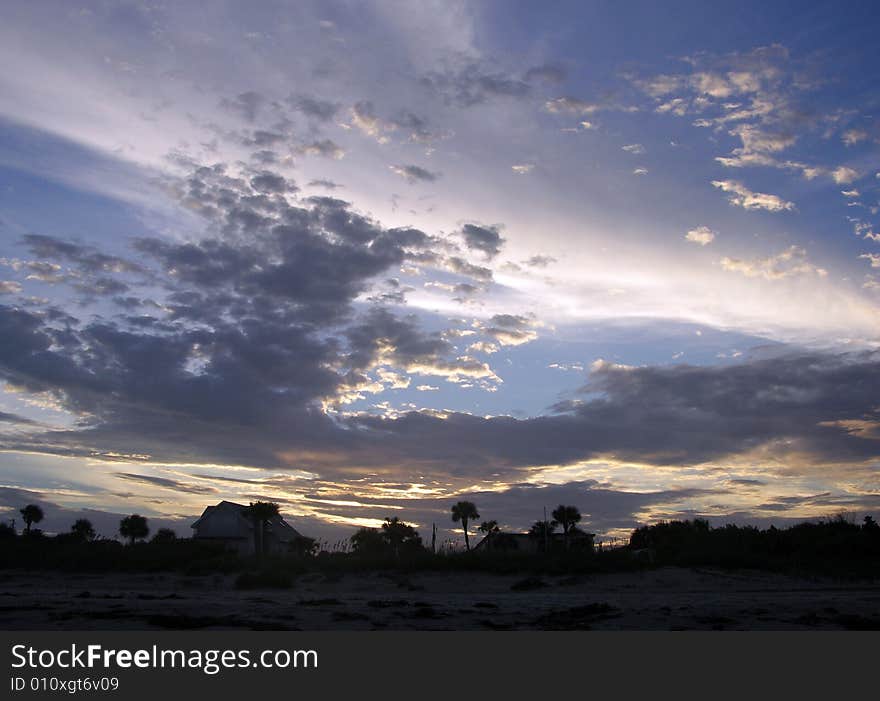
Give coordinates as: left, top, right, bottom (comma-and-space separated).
1, 502, 878, 579
629, 515, 880, 577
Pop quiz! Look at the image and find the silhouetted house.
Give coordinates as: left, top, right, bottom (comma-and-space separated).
191, 501, 304, 555
473, 529, 595, 554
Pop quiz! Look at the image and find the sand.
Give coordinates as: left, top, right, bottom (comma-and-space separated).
2, 567, 879, 630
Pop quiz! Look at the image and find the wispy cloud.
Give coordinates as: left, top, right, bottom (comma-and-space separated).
712, 180, 795, 212
721, 246, 827, 279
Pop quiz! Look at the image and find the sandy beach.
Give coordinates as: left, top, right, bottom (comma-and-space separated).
2, 567, 879, 630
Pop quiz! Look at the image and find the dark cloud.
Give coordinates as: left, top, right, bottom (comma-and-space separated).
0, 159, 486, 475
524, 254, 556, 268
115, 472, 218, 495
249, 171, 296, 194
289, 95, 340, 122
307, 179, 343, 190
243, 130, 285, 147
524, 63, 567, 84
348, 101, 444, 144
388, 111, 449, 144
390, 164, 440, 184
23, 235, 143, 276
345, 307, 452, 372
421, 63, 532, 107
446, 256, 493, 282
220, 91, 265, 122
461, 224, 504, 259
0, 411, 35, 425
342, 350, 880, 474
250, 149, 279, 165
1, 156, 876, 522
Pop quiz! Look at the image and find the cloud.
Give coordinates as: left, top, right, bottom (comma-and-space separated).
289, 95, 340, 122
115, 472, 218, 495
444, 256, 493, 282
632, 73, 685, 97
544, 96, 598, 114
860, 253, 880, 269
481, 314, 539, 346
421, 62, 531, 106
0, 280, 22, 294
656, 97, 688, 116
728, 124, 795, 154
3, 234, 879, 501
721, 246, 827, 279
307, 179, 343, 190
467, 341, 499, 355
690, 71, 737, 98
711, 180, 795, 212
685, 226, 716, 246
249, 171, 296, 194
831, 166, 859, 184
842, 129, 867, 146
23, 234, 143, 275
632, 167, 648, 176
622, 143, 645, 155
0, 410, 35, 424
344, 307, 500, 390
296, 139, 346, 159
523, 63, 567, 83
343, 350, 880, 474
220, 91, 265, 123
523, 255, 556, 268
511, 164, 534, 175
460, 224, 504, 259
628, 45, 868, 195
389, 164, 440, 184
350, 101, 392, 142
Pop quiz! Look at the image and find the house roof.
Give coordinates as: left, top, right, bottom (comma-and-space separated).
191, 501, 303, 540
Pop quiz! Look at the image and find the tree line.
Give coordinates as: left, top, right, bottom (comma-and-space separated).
7, 501, 879, 576
5, 499, 591, 555
5, 504, 174, 546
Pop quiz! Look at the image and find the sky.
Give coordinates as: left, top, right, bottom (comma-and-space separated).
0, 0, 878, 545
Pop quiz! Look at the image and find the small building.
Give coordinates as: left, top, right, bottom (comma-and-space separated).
191, 501, 305, 555
473, 529, 595, 554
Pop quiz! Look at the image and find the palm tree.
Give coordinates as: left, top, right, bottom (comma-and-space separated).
552, 505, 582, 550
380, 517, 422, 558
451, 501, 480, 550
119, 514, 149, 545
20, 504, 44, 534
529, 519, 558, 553
478, 520, 499, 549
70, 518, 96, 542
244, 501, 279, 558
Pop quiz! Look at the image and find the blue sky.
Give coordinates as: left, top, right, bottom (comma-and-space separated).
0, 1, 878, 544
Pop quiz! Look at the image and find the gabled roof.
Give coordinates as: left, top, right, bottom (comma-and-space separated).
191, 501, 303, 541
190, 500, 247, 529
